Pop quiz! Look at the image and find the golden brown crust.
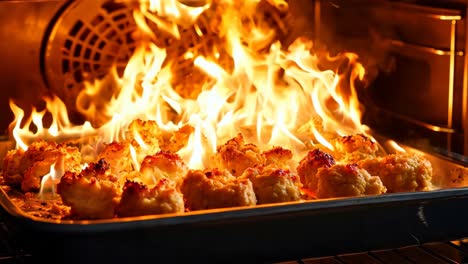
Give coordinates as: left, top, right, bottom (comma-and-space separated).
3, 149, 26, 186
333, 134, 378, 163
159, 125, 194, 153
296, 149, 336, 193
97, 141, 134, 177
180, 169, 257, 210
262, 146, 293, 168
57, 161, 120, 219
127, 119, 160, 150
359, 153, 432, 193
241, 165, 302, 204
140, 151, 188, 185
215, 134, 264, 176
2, 140, 82, 192
127, 119, 194, 153
316, 164, 386, 198
117, 180, 184, 217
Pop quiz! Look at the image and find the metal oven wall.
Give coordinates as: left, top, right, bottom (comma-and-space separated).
0, 0, 67, 136
315, 0, 468, 156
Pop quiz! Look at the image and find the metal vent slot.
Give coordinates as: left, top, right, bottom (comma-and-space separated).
44, 0, 137, 116
59, 6, 135, 88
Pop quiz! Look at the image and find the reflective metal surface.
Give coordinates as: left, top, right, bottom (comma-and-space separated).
0, 1, 66, 134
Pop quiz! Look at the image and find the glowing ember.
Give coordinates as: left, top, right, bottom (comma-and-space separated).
8, 0, 370, 196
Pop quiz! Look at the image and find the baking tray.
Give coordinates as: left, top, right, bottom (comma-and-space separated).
0, 141, 466, 263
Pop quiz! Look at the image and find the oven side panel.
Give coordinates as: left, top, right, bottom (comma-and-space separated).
0, 1, 66, 135
316, 0, 468, 155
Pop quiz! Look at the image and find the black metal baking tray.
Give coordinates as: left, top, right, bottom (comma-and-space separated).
0, 142, 466, 263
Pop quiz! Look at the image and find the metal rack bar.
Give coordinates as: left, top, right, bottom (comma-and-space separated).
280, 241, 468, 264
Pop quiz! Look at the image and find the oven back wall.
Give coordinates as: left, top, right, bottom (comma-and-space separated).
0, 1, 66, 135
316, 0, 468, 155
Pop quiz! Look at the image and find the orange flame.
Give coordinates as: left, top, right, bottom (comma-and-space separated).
9, 0, 369, 191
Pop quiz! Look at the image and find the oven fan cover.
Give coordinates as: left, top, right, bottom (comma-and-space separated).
44, 0, 137, 116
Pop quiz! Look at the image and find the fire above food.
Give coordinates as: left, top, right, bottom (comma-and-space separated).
1, 0, 433, 219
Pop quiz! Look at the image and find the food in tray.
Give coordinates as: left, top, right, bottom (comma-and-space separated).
333, 134, 379, 163
3, 140, 82, 192
297, 149, 336, 193
214, 133, 265, 177
359, 154, 432, 192
0, 128, 433, 219
0, 0, 435, 220
240, 164, 302, 204
57, 159, 120, 219
117, 180, 185, 217
313, 163, 386, 199
180, 168, 257, 210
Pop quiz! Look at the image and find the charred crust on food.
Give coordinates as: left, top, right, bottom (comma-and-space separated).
263, 146, 293, 156
141, 150, 183, 165
123, 180, 147, 194
345, 163, 359, 172
341, 134, 374, 144
307, 149, 336, 167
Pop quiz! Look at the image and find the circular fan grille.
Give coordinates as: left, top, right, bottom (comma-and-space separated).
44, 0, 137, 116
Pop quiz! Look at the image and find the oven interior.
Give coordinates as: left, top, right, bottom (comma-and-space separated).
1, 0, 466, 157
0, 0, 467, 262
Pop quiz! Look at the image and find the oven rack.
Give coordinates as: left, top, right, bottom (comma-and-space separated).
283, 241, 468, 264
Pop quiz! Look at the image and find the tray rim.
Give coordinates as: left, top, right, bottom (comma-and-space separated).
2, 186, 468, 233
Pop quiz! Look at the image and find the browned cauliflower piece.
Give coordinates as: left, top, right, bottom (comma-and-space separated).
333, 134, 378, 163
180, 168, 257, 210
359, 153, 432, 193
127, 119, 160, 154
240, 165, 302, 204
57, 159, 120, 219
116, 179, 184, 217
97, 141, 133, 176
140, 151, 188, 185
127, 119, 193, 153
2, 140, 81, 192
262, 146, 293, 168
215, 134, 264, 176
2, 148, 26, 186
158, 124, 194, 153
296, 149, 336, 194
316, 164, 386, 199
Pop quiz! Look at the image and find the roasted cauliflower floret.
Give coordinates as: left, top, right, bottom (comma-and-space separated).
127, 119, 160, 160
180, 169, 257, 210
127, 119, 193, 153
57, 159, 120, 219
158, 125, 194, 153
359, 153, 432, 193
2, 140, 81, 192
140, 151, 188, 185
215, 134, 264, 176
333, 134, 378, 163
2, 148, 26, 186
262, 146, 293, 168
127, 119, 160, 150
297, 149, 336, 193
241, 165, 302, 204
316, 164, 386, 198
116, 180, 184, 217
97, 141, 133, 177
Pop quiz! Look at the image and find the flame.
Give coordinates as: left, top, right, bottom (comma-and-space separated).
9, 0, 370, 193
387, 140, 407, 153
38, 155, 65, 199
